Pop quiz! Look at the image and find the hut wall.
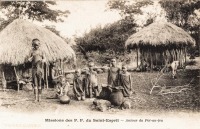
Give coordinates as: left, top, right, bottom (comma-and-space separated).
138, 47, 186, 70
139, 48, 158, 69
128, 50, 140, 68
180, 48, 185, 67
0, 65, 3, 88
0, 65, 2, 78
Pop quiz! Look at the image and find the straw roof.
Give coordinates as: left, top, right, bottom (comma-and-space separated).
0, 19, 76, 66
125, 21, 195, 48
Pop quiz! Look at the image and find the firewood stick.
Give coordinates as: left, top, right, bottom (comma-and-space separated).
159, 88, 190, 95
1, 98, 29, 105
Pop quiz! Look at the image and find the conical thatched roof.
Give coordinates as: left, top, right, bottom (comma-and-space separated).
0, 19, 75, 66
125, 21, 195, 48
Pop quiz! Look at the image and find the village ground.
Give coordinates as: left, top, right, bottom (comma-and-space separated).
0, 58, 199, 129
0, 69, 199, 112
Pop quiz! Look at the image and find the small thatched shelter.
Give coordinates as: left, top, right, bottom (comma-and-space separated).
0, 19, 76, 89
125, 21, 195, 70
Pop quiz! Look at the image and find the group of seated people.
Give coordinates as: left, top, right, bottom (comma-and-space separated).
52, 58, 134, 101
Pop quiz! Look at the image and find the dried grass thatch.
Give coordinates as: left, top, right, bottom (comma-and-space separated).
0, 19, 75, 66
125, 21, 195, 48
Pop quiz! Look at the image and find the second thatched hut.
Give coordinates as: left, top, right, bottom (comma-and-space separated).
125, 21, 195, 71
0, 19, 76, 89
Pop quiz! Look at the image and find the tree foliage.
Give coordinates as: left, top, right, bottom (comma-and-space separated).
0, 1, 69, 22
160, 0, 200, 53
75, 0, 153, 56
0, 1, 70, 31
107, 0, 153, 20
75, 20, 136, 54
107, 0, 154, 26
159, 0, 200, 29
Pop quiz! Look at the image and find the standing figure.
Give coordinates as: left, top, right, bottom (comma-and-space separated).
28, 39, 46, 102
85, 61, 99, 98
119, 65, 133, 97
107, 58, 120, 88
73, 69, 85, 101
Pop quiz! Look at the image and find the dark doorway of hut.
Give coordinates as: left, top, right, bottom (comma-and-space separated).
0, 62, 50, 92
1, 59, 72, 92
0, 65, 25, 92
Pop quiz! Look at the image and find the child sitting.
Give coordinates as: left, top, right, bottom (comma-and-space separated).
73, 69, 85, 101
56, 77, 70, 98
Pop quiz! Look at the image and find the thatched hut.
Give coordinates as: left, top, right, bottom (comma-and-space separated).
125, 21, 195, 70
0, 19, 76, 89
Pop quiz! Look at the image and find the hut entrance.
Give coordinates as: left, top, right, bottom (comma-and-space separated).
0, 64, 32, 91
0, 63, 49, 91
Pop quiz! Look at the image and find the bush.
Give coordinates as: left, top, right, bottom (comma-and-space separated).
75, 19, 136, 54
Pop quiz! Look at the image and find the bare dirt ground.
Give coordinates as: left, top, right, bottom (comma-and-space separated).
0, 69, 199, 113
0, 68, 199, 129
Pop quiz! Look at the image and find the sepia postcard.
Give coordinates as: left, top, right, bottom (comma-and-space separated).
0, 0, 199, 129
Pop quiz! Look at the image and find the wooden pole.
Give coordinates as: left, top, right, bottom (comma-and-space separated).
171, 49, 174, 61
164, 50, 167, 66
181, 47, 184, 68
150, 49, 153, 72
184, 47, 187, 68
180, 48, 182, 67
137, 47, 139, 68
62, 60, 64, 75
155, 52, 157, 66
178, 48, 181, 67
2, 71, 6, 91
179, 48, 181, 62
14, 67, 19, 92
141, 48, 144, 69
62, 60, 65, 76
45, 63, 49, 89
161, 52, 163, 66
2, 71, 5, 80
59, 59, 62, 75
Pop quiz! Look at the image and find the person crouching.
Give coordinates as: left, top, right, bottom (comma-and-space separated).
56, 77, 70, 98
